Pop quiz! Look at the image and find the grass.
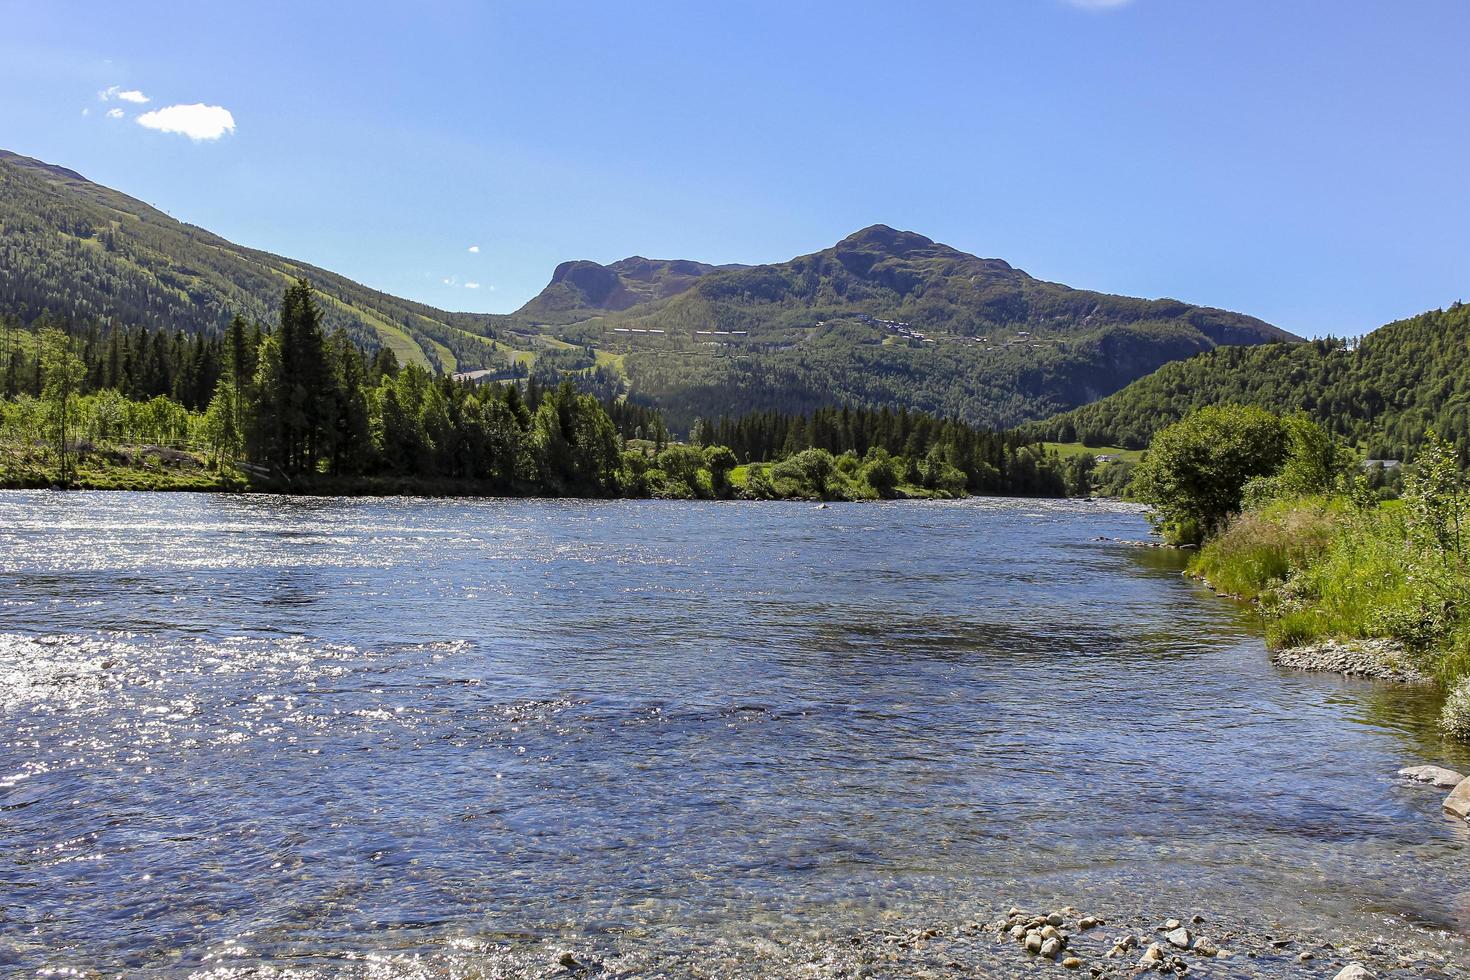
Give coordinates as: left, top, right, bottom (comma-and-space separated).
1042, 441, 1144, 464
1190, 495, 1470, 685
1, 441, 245, 491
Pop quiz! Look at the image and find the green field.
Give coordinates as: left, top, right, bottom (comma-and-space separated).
1041, 442, 1144, 464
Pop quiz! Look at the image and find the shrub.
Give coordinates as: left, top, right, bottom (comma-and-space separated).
1442, 676, 1470, 740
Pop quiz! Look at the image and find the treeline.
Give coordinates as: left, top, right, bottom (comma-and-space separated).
1028, 303, 1470, 461
2, 314, 230, 409
692, 404, 1076, 496
3, 280, 1079, 500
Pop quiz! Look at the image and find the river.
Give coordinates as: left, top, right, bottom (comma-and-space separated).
1, 492, 1466, 977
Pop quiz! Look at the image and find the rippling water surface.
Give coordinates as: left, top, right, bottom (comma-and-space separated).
2, 491, 1467, 976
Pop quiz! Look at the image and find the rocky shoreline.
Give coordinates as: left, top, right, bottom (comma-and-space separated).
1270, 638, 1432, 684
522, 899, 1470, 979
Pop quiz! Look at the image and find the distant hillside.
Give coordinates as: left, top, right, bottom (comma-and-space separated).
1, 148, 1302, 428
0, 149, 501, 371
518, 224, 1299, 429
1026, 303, 1470, 460
515, 256, 744, 318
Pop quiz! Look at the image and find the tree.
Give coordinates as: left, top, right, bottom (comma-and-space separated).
1404, 430, 1467, 559
859, 447, 901, 498
771, 448, 837, 499
37, 326, 86, 482
1132, 405, 1291, 544
703, 444, 737, 497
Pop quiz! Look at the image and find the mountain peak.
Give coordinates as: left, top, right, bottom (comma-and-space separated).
836, 224, 937, 255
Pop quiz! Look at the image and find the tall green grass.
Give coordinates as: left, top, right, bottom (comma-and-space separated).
1191, 496, 1470, 687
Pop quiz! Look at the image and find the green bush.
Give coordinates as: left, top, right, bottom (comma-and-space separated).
1442, 677, 1470, 739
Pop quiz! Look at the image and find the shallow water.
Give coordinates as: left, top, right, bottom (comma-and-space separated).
1, 492, 1466, 977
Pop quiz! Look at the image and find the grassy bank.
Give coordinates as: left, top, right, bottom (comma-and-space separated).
1129, 406, 1470, 739
1191, 496, 1468, 678
0, 442, 246, 491
1187, 487, 1470, 738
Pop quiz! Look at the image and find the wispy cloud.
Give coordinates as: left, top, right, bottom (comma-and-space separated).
100, 85, 150, 104
467, 245, 480, 254
464, 282, 481, 289
135, 103, 236, 141
106, 108, 125, 119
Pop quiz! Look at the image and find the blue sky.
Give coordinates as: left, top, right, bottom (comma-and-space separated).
2, 1, 1467, 337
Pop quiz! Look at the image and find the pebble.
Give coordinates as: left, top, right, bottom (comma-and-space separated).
1025, 932, 1043, 954
1078, 915, 1101, 930
1062, 956, 1082, 969
1165, 927, 1191, 949
1334, 965, 1378, 980
1040, 937, 1063, 959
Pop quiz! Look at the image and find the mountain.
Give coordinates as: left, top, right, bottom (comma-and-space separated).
0, 149, 501, 372
515, 224, 1299, 429
515, 256, 744, 318
2, 147, 1301, 429
1025, 302, 1470, 460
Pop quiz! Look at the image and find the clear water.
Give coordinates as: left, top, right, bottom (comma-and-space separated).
1, 492, 1467, 976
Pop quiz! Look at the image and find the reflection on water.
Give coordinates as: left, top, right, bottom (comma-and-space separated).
1, 491, 1467, 976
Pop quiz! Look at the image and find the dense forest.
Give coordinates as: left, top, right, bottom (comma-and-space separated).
0, 282, 1078, 500
1026, 304, 1470, 461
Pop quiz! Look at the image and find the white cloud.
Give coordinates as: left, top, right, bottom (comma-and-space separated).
106, 108, 125, 119
467, 245, 480, 253
81, 107, 91, 117
100, 85, 150, 103
464, 282, 481, 289
135, 103, 236, 141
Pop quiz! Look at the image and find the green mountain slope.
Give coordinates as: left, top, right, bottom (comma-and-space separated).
1026, 303, 1470, 459
519, 224, 1299, 429
0, 149, 502, 371
2, 149, 1301, 429
515, 256, 744, 319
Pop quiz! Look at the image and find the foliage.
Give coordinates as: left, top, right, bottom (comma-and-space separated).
1186, 426, 1470, 737
36, 326, 85, 480
2, 281, 1085, 502
1131, 405, 1298, 543
1442, 677, 1470, 740
1030, 304, 1470, 461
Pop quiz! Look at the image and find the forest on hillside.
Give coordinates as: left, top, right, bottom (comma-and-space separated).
0, 283, 1081, 500
1028, 303, 1470, 462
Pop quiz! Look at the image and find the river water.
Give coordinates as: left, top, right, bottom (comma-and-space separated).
1, 492, 1466, 977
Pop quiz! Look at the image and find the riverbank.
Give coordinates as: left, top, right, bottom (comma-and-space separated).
1183, 491, 1470, 742
0, 442, 1012, 501
450, 899, 1469, 978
